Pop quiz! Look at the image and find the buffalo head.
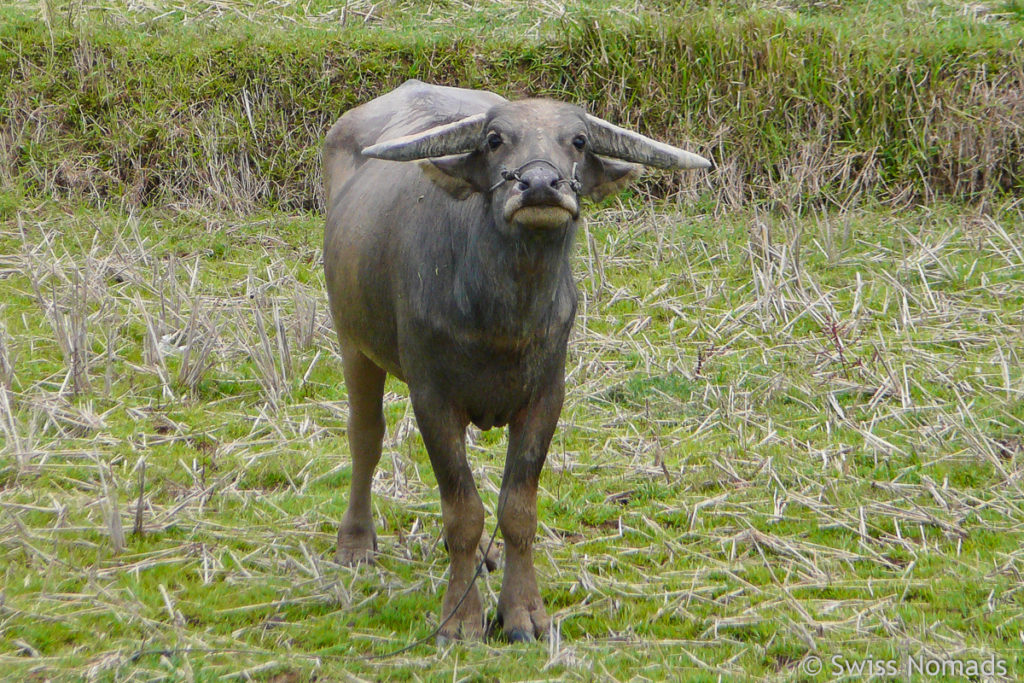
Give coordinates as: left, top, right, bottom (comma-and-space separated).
362, 99, 711, 234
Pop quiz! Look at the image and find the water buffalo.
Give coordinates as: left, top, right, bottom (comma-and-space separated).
322, 79, 710, 643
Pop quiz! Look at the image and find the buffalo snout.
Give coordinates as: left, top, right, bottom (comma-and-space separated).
502, 162, 579, 229
516, 164, 562, 196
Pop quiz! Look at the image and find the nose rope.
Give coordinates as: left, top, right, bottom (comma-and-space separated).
488, 159, 582, 194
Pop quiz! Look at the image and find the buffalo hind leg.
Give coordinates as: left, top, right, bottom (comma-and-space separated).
337, 345, 386, 565
443, 535, 500, 572
478, 536, 500, 572
410, 389, 485, 642
495, 382, 562, 642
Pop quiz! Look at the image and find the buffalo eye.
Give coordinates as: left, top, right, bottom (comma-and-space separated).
487, 132, 503, 151
572, 134, 587, 151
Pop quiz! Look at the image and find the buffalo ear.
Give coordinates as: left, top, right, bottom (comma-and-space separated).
579, 155, 643, 201
418, 153, 487, 200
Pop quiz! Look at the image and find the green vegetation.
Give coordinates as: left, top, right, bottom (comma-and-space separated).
2, 0, 1024, 680
2, 0, 1023, 212
2, 196, 1022, 679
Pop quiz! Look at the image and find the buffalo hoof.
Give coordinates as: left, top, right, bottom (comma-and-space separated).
336, 526, 377, 566
506, 628, 534, 643
436, 620, 484, 647
438, 583, 485, 643
437, 613, 485, 644
336, 545, 375, 566
493, 601, 549, 643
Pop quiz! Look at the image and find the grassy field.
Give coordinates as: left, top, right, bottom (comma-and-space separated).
2, 1, 1024, 681
3, 0, 1024, 211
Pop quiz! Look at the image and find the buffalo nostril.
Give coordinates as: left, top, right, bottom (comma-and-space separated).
513, 164, 567, 196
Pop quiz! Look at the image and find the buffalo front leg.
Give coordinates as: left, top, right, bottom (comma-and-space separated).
496, 382, 563, 642
410, 390, 485, 642
337, 345, 386, 565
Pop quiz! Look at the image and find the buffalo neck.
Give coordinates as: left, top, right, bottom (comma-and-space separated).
453, 216, 576, 341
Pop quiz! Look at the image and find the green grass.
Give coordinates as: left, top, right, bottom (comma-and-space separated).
1, 194, 1023, 680
2, 0, 1023, 212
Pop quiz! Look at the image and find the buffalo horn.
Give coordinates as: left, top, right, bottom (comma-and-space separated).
585, 115, 712, 170
362, 113, 487, 161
